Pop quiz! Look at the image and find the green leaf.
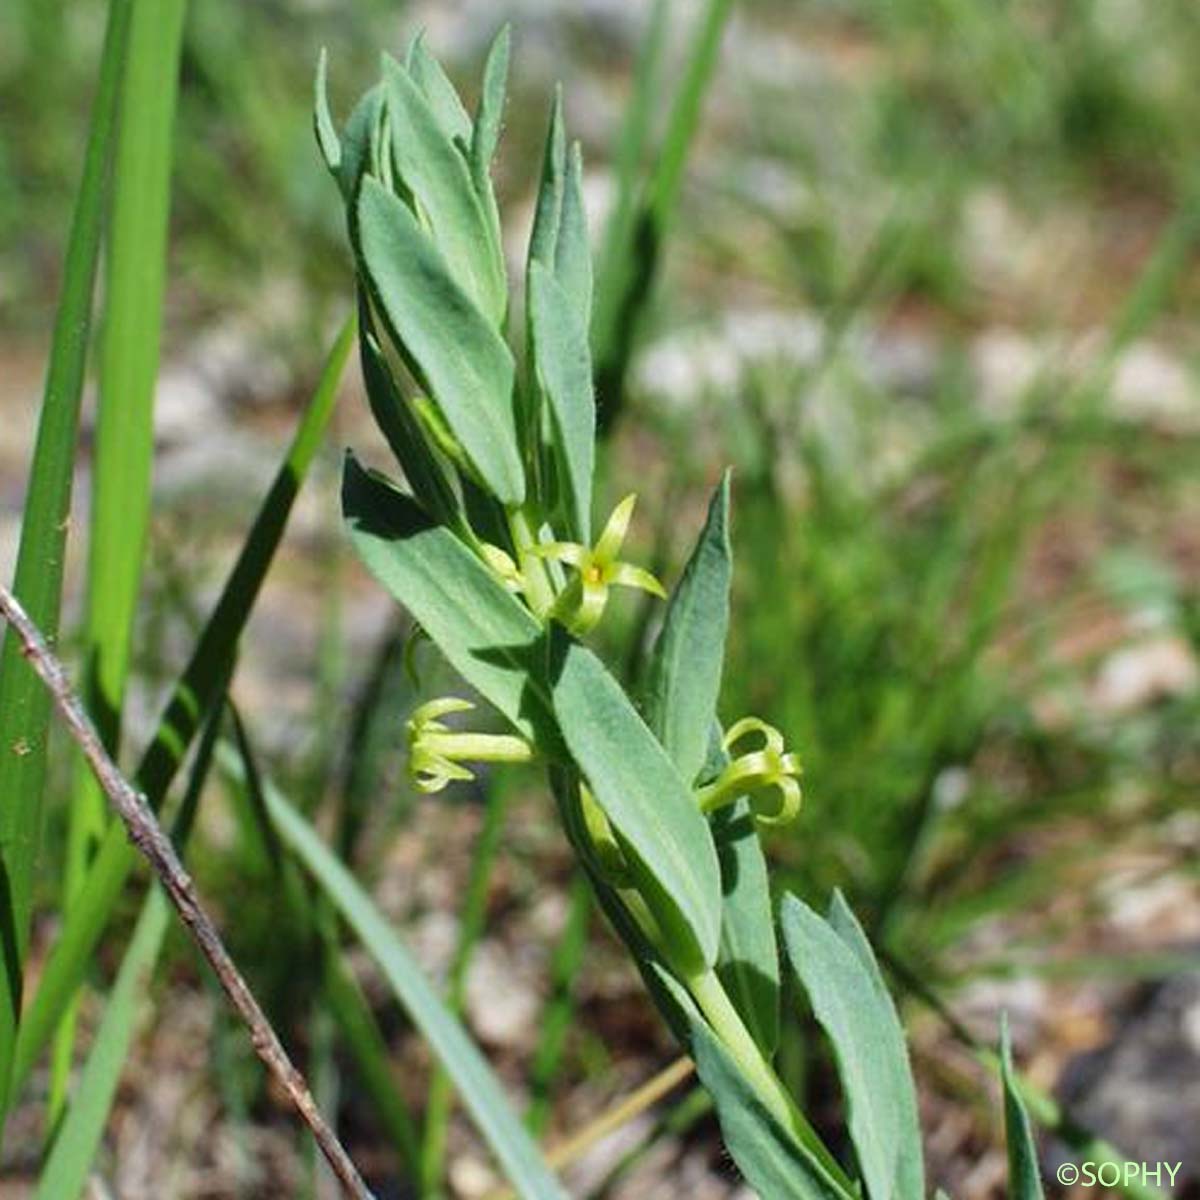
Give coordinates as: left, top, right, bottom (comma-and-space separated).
0, 0, 133, 1119
527, 89, 566, 275
383, 54, 506, 325
10, 316, 355, 1098
357, 292, 461, 532
555, 142, 593, 330
712, 795, 779, 1056
263, 777, 568, 1200
1001, 1017, 1045, 1200
342, 455, 559, 750
591, 0, 667, 371
57, 0, 187, 1118
550, 642, 722, 972
470, 25, 510, 297
406, 32, 472, 145
638, 476, 777, 1051
336, 83, 382, 202
527, 261, 595, 542
643, 472, 732, 785
471, 25, 510, 179
313, 47, 340, 174
356, 176, 523, 505
649, 964, 852, 1200
781, 894, 923, 1200
826, 891, 924, 1200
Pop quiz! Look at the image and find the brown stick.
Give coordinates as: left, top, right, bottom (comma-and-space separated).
0, 583, 374, 1200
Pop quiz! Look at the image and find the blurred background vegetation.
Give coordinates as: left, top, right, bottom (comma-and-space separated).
2, 0, 1198, 1196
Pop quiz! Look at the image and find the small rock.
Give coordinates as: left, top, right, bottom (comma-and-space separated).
1091, 634, 1198, 715
465, 940, 541, 1048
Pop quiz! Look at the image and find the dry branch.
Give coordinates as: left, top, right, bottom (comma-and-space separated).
0, 582, 374, 1200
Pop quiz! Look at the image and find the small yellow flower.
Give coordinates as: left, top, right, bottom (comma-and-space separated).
406, 697, 534, 794
695, 717, 802, 826
532, 494, 666, 636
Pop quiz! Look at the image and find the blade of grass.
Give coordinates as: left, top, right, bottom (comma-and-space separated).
254, 759, 569, 1199
420, 774, 511, 1196
0, 0, 133, 1126
11, 314, 355, 1100
54, 0, 188, 1125
593, 0, 734, 427
590, 0, 667, 370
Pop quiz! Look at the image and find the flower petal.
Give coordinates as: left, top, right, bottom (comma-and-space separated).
608, 562, 666, 597
595, 493, 638, 561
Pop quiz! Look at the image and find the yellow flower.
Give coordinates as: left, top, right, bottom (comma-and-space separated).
695, 717, 802, 826
532, 494, 666, 636
406, 697, 534, 794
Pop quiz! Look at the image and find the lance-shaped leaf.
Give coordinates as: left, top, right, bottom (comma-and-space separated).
527, 90, 566, 275
555, 142, 592, 329
471, 25, 510, 284
649, 963, 853, 1200
406, 32, 472, 145
357, 292, 461, 532
337, 83, 382, 202
342, 455, 560, 752
712, 787, 779, 1056
1001, 1017, 1045, 1200
313, 48, 340, 175
471, 26, 510, 181
644, 472, 732, 785
826, 891, 924, 1200
551, 642, 722, 972
383, 54, 506, 324
356, 176, 523, 505
642, 475, 779, 1051
782, 895, 924, 1200
528, 260, 595, 542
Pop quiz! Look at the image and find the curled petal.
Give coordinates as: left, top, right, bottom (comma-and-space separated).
752, 774, 802, 826
724, 716, 785, 756
409, 696, 475, 732
411, 752, 475, 794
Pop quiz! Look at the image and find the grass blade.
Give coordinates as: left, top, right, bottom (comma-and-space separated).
593, 0, 733, 426
10, 315, 355, 1099
35, 888, 171, 1200
0, 0, 133, 1124
260, 770, 569, 1200
55, 0, 187, 1121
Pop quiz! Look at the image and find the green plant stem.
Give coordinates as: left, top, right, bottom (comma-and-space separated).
683, 965, 852, 1192
0, 0, 133, 1130
508, 506, 556, 618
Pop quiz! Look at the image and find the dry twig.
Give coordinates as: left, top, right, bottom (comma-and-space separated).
0, 582, 374, 1200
